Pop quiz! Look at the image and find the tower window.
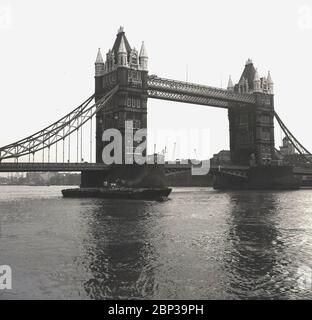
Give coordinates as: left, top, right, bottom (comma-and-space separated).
126, 97, 141, 108
127, 98, 131, 107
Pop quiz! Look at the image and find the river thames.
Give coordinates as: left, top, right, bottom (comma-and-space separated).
0, 186, 312, 299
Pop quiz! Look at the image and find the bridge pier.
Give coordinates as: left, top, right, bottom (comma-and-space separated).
213, 165, 300, 190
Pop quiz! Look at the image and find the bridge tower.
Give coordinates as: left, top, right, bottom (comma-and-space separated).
228, 59, 275, 165
94, 26, 148, 164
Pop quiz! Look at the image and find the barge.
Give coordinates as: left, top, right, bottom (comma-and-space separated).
62, 186, 172, 200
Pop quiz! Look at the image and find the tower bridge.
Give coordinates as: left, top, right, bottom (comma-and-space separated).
0, 27, 311, 189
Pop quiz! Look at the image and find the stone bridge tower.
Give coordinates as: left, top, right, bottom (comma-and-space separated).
227, 59, 275, 166
94, 27, 148, 164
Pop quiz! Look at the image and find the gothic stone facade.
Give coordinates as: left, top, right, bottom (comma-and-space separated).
228, 60, 275, 165
94, 28, 148, 164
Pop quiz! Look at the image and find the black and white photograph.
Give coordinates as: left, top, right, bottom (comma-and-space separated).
1, 0, 312, 307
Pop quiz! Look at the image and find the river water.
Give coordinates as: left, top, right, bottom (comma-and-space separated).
0, 186, 312, 299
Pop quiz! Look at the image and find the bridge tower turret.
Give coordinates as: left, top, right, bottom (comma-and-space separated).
94, 27, 148, 164
117, 36, 128, 66
229, 59, 275, 165
253, 68, 261, 92
227, 75, 234, 91
139, 41, 148, 71
267, 71, 274, 94
95, 48, 104, 77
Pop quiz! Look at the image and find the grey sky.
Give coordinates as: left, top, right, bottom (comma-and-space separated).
0, 0, 311, 160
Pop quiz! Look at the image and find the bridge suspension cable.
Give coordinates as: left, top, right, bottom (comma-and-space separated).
274, 111, 312, 163
0, 86, 119, 161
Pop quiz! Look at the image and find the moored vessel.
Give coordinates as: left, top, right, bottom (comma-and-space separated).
62, 186, 172, 200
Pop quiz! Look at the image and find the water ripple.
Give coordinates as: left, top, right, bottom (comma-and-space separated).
1, 186, 312, 299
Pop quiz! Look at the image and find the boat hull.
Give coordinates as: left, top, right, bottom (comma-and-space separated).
62, 187, 172, 200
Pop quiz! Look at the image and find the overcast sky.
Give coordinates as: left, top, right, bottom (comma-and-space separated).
0, 0, 312, 161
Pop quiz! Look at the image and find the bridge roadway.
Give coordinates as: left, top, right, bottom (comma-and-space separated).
0, 162, 249, 173
0, 162, 310, 176
0, 162, 110, 172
